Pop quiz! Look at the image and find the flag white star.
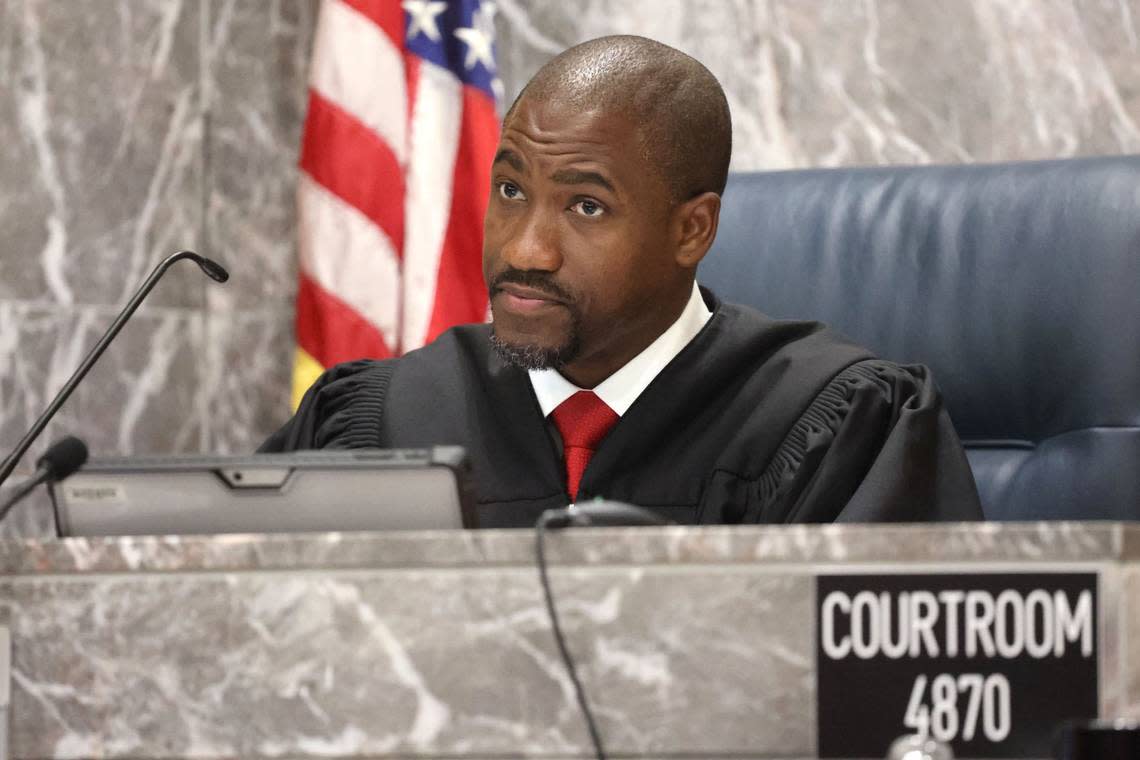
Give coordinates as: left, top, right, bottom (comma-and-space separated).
403, 0, 446, 42
454, 1, 496, 71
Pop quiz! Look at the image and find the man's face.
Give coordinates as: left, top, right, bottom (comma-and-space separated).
483, 95, 689, 387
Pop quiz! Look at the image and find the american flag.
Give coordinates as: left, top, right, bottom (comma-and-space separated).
292, 0, 501, 408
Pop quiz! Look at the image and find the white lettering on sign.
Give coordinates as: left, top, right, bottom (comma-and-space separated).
1055, 589, 1094, 657
904, 673, 1012, 743
911, 591, 940, 657
821, 590, 851, 659
940, 590, 963, 657
1025, 589, 1053, 657
820, 588, 1093, 660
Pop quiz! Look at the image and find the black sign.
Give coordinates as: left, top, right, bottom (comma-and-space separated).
816, 573, 1098, 759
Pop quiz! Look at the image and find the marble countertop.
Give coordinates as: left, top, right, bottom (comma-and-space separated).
2, 521, 1137, 576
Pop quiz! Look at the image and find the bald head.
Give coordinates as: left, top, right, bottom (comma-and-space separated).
508, 35, 732, 201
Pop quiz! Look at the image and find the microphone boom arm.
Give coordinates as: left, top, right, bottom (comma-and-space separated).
0, 251, 227, 487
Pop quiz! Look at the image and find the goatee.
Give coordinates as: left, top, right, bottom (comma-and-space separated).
489, 329, 581, 371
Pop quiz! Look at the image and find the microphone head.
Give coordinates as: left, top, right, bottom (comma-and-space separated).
566, 500, 674, 527
174, 250, 229, 283
196, 256, 229, 283
35, 436, 89, 482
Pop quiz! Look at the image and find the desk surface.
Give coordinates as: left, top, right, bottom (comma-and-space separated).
1, 522, 1137, 760
2, 520, 1138, 575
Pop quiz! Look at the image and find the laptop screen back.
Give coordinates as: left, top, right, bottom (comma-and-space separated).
50, 447, 476, 537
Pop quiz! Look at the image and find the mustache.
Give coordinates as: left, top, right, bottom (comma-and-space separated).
488, 268, 575, 303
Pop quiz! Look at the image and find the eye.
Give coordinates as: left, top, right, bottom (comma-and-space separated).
498, 181, 525, 201
571, 199, 605, 218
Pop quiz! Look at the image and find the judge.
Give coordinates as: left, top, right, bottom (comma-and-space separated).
263, 35, 983, 526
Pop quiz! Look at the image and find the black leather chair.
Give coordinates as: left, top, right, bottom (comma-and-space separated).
701, 157, 1140, 520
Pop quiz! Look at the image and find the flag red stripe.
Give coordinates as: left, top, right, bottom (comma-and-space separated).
339, 0, 403, 50
295, 273, 392, 365
425, 88, 498, 341
404, 53, 421, 133
300, 89, 405, 254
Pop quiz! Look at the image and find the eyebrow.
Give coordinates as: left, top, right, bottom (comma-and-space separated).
492, 149, 524, 172
550, 169, 616, 194
492, 149, 617, 195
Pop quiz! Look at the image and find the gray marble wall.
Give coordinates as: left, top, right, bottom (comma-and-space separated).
2, 0, 1138, 535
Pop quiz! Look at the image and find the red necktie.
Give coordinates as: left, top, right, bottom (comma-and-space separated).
550, 391, 619, 501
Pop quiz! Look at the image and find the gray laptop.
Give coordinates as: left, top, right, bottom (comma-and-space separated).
49, 447, 476, 537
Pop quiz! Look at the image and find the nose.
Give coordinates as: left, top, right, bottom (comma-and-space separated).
500, 207, 562, 272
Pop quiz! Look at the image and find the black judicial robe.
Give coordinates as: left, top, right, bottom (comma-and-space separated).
262, 292, 983, 527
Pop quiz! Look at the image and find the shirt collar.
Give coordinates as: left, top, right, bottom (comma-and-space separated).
528, 281, 713, 417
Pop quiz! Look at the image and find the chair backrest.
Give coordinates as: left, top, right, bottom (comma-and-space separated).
700, 157, 1140, 520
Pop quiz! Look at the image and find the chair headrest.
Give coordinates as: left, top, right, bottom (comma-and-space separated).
701, 157, 1140, 441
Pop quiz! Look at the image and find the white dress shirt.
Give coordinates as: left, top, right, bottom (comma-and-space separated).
528, 281, 713, 417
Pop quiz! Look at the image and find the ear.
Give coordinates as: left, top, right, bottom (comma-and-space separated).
671, 191, 721, 269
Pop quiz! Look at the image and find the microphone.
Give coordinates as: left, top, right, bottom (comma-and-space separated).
540, 500, 674, 529
0, 251, 228, 488
0, 436, 88, 522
